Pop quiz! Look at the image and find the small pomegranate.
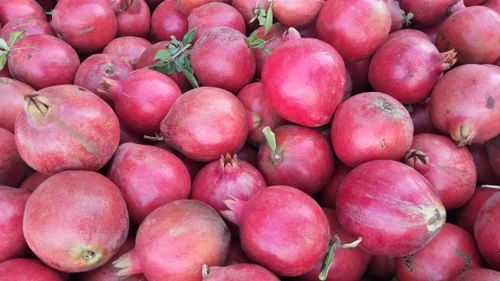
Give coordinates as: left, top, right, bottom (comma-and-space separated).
271, 0, 324, 28
399, 0, 464, 27
0, 78, 33, 133
0, 0, 46, 25
202, 263, 280, 281
151, 0, 188, 41
103, 36, 152, 68
114, 0, 151, 38
0, 17, 54, 41
188, 3, 245, 41
474, 193, 500, 269
0, 186, 30, 262
0, 259, 64, 281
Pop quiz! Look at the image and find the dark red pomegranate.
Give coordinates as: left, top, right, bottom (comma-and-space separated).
486, 136, 500, 178
0, 128, 29, 187
0, 259, 64, 281
368, 256, 395, 279
399, 0, 463, 27
410, 101, 438, 135
318, 164, 351, 209
0, 17, 54, 41
202, 263, 280, 281
188, 3, 245, 41
272, 0, 324, 28
23, 170, 129, 272
151, 0, 188, 41
456, 186, 498, 234
474, 193, 500, 269
346, 58, 371, 95
336, 160, 446, 256
19, 172, 50, 191
0, 186, 30, 262
15, 85, 120, 174
114, 0, 151, 38
252, 23, 286, 77
469, 144, 500, 185
0, 78, 33, 133
176, 0, 224, 14
103, 36, 151, 68
453, 268, 500, 281
0, 0, 46, 25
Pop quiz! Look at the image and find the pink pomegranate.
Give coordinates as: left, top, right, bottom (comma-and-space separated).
317, 0, 391, 62
469, 144, 500, 184
474, 193, 500, 269
98, 68, 182, 135
51, 0, 118, 53
456, 186, 498, 234
485, 0, 500, 13
346, 58, 371, 95
272, 0, 324, 28
410, 101, 438, 135
331, 92, 414, 168
436, 6, 500, 64
395, 223, 482, 281
453, 269, 500, 280
369, 30, 457, 104
202, 263, 280, 281
114, 200, 230, 281
103, 36, 152, 68
0, 186, 30, 262
405, 133, 476, 210
188, 3, 245, 41
262, 37, 346, 127
0, 0, 46, 25
231, 0, 270, 24
336, 160, 446, 256
429, 64, 500, 145
15, 85, 120, 174
191, 154, 266, 211
0, 128, 29, 187
7, 34, 80, 89
176, 0, 224, 14
399, 0, 463, 27
0, 78, 33, 133
23, 171, 129, 272
0, 17, 54, 41
0, 259, 64, 281
115, 0, 151, 38
486, 136, 500, 178
151, 0, 188, 41
252, 23, 286, 77
222, 185, 330, 276
74, 54, 133, 99
108, 142, 191, 224
19, 172, 50, 191
318, 164, 351, 209
160, 87, 248, 161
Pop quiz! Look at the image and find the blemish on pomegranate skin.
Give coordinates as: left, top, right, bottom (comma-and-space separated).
486, 96, 494, 109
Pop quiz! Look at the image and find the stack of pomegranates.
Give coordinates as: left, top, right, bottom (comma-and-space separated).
0, 0, 499, 280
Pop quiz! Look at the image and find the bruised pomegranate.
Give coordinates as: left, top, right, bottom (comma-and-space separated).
52, 0, 118, 53
0, 17, 54, 41
108, 143, 191, 225
486, 136, 500, 178
222, 186, 329, 276
19, 172, 49, 191
160, 87, 248, 161
202, 263, 280, 281
474, 193, 500, 269
399, 0, 463, 27
405, 133, 476, 210
74, 54, 133, 99
318, 164, 351, 209
0, 128, 29, 187
453, 269, 500, 280
0, 186, 30, 262
176, 0, 224, 14
252, 23, 286, 77
188, 3, 245, 41
151, 0, 188, 41
395, 223, 482, 281
103, 36, 152, 68
0, 78, 33, 133
23, 171, 129, 272
331, 92, 414, 168
317, 0, 391, 62
429, 64, 500, 145
115, 0, 151, 38
272, 0, 324, 28
0, 0, 46, 25
262, 37, 346, 127
369, 30, 457, 104
114, 200, 230, 281
191, 154, 266, 211
336, 160, 446, 256
15, 85, 120, 174
0, 259, 64, 281
456, 186, 498, 234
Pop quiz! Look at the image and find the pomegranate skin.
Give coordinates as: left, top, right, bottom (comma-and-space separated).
346, 58, 371, 95
405, 133, 476, 210
151, 0, 188, 42
108, 143, 191, 225
258, 125, 335, 195
0, 0, 46, 25
485, 0, 500, 13
203, 263, 280, 281
0, 17, 54, 41
188, 3, 245, 41
51, 0, 118, 54
23, 171, 129, 272
395, 223, 483, 281
453, 268, 500, 280
336, 160, 446, 257
7, 34, 80, 90
252, 23, 286, 77
0, 186, 30, 262
474, 193, 500, 269
399, 0, 460, 27
99, 68, 182, 135
271, 0, 324, 28
369, 30, 455, 104
456, 187, 498, 235
115, 0, 151, 38
103, 36, 151, 68
0, 128, 29, 187
225, 239, 250, 265
176, 0, 224, 14
436, 6, 500, 64
223, 186, 330, 277
317, 0, 391, 62
262, 38, 346, 127
19, 172, 50, 191
0, 259, 64, 281
191, 154, 266, 211
429, 64, 500, 145
160, 87, 248, 162
115, 200, 231, 281
191, 27, 255, 93
486, 136, 500, 178
410, 101, 438, 135
74, 54, 133, 99
331, 92, 414, 168
469, 144, 500, 184
15, 85, 120, 174
318, 164, 351, 209
368, 256, 395, 279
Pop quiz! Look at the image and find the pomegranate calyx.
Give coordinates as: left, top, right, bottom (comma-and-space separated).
402, 12, 414, 27
73, 245, 104, 266
405, 149, 430, 171
220, 153, 239, 169
113, 250, 143, 278
440, 49, 458, 71
25, 94, 50, 118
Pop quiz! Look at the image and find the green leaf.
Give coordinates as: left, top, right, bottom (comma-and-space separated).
262, 126, 277, 153
0, 39, 8, 51
0, 52, 7, 71
182, 28, 196, 44
9, 30, 25, 46
264, 5, 273, 35
262, 47, 272, 55
154, 50, 172, 62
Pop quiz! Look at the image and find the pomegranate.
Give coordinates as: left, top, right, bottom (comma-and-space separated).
176, 0, 224, 14
113, 200, 230, 281
0, 186, 30, 262
469, 144, 500, 184
51, 0, 118, 54
160, 87, 248, 162
395, 223, 482, 281
318, 164, 351, 209
7, 34, 80, 90
237, 82, 285, 143
420, 23, 443, 44
399, 0, 463, 27
0, 128, 29, 187
368, 256, 395, 279
369, 30, 457, 104
485, 0, 500, 13
429, 64, 500, 145
346, 58, 371, 95
151, 0, 188, 42
410, 101, 438, 135
0, 17, 54, 41
331, 92, 414, 168
15, 85, 120, 174
436, 6, 500, 64
231, 0, 270, 24
0, 0, 46, 25
98, 68, 181, 135
225, 239, 250, 265
103, 36, 151, 68
317, 0, 391, 62
222, 185, 329, 276
453, 269, 500, 280
386, 0, 407, 31
191, 27, 255, 93
464, 0, 487, 4
188, 3, 245, 41
474, 193, 500, 269
108, 142, 191, 225
23, 170, 129, 272
272, 0, 324, 28
486, 136, 500, 177
456, 186, 498, 234
0, 77, 33, 133
114, 0, 150, 38
74, 54, 133, 99
19, 172, 49, 191
336, 160, 446, 256
202, 263, 280, 281
0, 259, 64, 281
405, 133, 476, 210
252, 23, 286, 77
191, 154, 266, 211
262, 37, 346, 127
258, 125, 334, 195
